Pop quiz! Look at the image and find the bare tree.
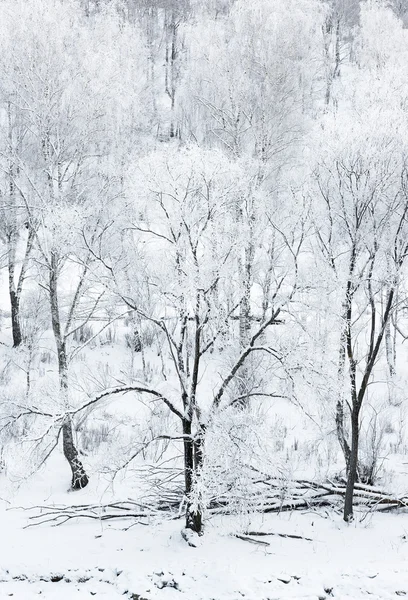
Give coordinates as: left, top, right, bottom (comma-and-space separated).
83, 146, 307, 533
315, 131, 408, 521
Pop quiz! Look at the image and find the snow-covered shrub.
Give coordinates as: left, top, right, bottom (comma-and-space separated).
78, 419, 112, 453
98, 326, 116, 346
73, 324, 94, 345
125, 329, 142, 353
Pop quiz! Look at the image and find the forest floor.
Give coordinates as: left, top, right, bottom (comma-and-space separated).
1, 463, 408, 600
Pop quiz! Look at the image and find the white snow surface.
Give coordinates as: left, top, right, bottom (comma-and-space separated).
1, 467, 408, 600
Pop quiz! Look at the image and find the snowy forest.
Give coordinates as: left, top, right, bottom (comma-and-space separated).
1, 0, 408, 598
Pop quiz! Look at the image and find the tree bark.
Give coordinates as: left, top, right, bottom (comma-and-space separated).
62, 416, 89, 490
183, 418, 202, 533
335, 322, 351, 469
335, 397, 351, 469
336, 254, 356, 470
165, 9, 178, 138
49, 252, 89, 490
9, 289, 22, 347
6, 100, 23, 348
343, 405, 359, 521
236, 212, 255, 408
385, 313, 397, 405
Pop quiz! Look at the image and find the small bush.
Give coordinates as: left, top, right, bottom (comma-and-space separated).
125, 328, 142, 352
79, 421, 112, 453
73, 324, 94, 344
99, 326, 116, 346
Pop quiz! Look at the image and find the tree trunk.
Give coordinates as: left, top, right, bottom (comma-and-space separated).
335, 325, 352, 469
335, 397, 351, 468
165, 9, 178, 138
385, 315, 397, 405
49, 252, 89, 490
183, 418, 202, 533
343, 405, 359, 522
324, 15, 341, 107
239, 227, 254, 348
7, 222, 22, 348
8, 225, 35, 348
236, 217, 255, 408
62, 416, 89, 490
9, 289, 22, 347
337, 247, 357, 473
59, 358, 89, 490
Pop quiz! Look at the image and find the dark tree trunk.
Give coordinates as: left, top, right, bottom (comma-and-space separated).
343, 406, 359, 522
62, 417, 89, 490
7, 226, 23, 348
183, 419, 193, 493
7, 225, 35, 348
10, 289, 22, 347
183, 418, 202, 534
60, 366, 89, 491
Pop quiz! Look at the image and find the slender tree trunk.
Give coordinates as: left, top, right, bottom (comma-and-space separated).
9, 289, 22, 347
7, 101, 23, 348
239, 221, 254, 348
49, 252, 89, 490
8, 226, 35, 348
385, 318, 395, 377
7, 229, 24, 345
343, 404, 359, 521
236, 214, 255, 408
385, 314, 397, 405
325, 16, 341, 107
163, 3, 183, 139
335, 397, 351, 468
336, 322, 351, 469
168, 11, 177, 138
337, 248, 357, 472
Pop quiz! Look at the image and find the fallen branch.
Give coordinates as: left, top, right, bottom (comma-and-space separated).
244, 530, 313, 541
14, 500, 165, 528
235, 534, 270, 546
14, 477, 408, 527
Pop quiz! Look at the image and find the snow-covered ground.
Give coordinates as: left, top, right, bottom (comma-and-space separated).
1, 324, 408, 600
1, 464, 408, 600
